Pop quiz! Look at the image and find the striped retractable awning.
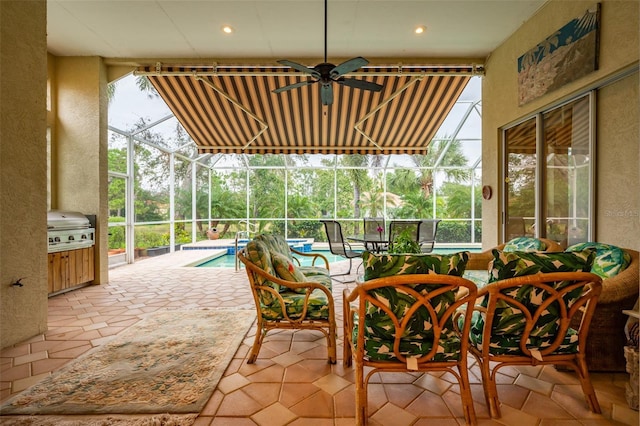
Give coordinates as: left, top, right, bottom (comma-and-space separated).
138, 64, 475, 155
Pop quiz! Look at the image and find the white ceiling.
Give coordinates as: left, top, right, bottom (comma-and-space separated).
47, 0, 547, 61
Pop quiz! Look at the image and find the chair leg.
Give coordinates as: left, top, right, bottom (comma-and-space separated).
479, 359, 501, 418
574, 357, 602, 413
330, 258, 353, 277
247, 327, 266, 364
343, 305, 353, 367
331, 258, 357, 283
355, 359, 367, 425
458, 365, 478, 425
327, 320, 337, 364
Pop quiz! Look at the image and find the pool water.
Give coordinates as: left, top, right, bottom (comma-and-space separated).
196, 250, 343, 268
194, 247, 481, 268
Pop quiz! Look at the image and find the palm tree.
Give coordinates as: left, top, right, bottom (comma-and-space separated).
135, 76, 160, 99
387, 169, 418, 195
412, 139, 470, 198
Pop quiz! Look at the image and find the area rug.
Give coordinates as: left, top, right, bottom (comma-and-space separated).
0, 413, 198, 426
0, 310, 255, 417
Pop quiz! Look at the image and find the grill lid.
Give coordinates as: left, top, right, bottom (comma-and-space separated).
47, 210, 90, 230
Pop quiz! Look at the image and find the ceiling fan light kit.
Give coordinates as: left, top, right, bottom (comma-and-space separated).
272, 0, 383, 105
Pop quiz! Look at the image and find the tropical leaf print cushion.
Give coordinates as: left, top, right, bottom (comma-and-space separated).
502, 237, 546, 252
271, 251, 307, 293
566, 242, 631, 278
362, 251, 469, 280
255, 234, 293, 260
468, 249, 596, 355
260, 288, 331, 321
357, 251, 470, 361
468, 278, 587, 356
244, 239, 280, 304
487, 249, 596, 283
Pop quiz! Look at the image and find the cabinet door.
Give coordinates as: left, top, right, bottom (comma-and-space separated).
85, 246, 95, 283
48, 251, 69, 293
67, 249, 81, 287
67, 247, 95, 287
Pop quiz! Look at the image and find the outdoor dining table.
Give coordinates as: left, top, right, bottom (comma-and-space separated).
347, 233, 389, 253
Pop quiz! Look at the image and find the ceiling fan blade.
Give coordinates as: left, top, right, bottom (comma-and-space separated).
277, 60, 321, 78
272, 80, 316, 94
336, 77, 383, 92
330, 56, 369, 78
320, 84, 333, 105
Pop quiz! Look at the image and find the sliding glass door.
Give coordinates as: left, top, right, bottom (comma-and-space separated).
503, 93, 594, 246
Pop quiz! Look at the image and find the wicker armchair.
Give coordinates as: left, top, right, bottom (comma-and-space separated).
466, 237, 564, 271
344, 273, 478, 425
344, 251, 476, 424
237, 238, 337, 364
577, 248, 639, 371
461, 272, 603, 418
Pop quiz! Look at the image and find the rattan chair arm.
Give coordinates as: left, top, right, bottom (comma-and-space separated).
239, 251, 332, 294
290, 246, 330, 269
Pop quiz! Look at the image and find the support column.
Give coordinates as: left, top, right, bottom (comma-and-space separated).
0, 0, 48, 348
53, 57, 109, 284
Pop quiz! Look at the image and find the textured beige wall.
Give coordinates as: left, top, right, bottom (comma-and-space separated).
482, 0, 639, 249
54, 57, 109, 284
596, 74, 639, 248
0, 0, 48, 348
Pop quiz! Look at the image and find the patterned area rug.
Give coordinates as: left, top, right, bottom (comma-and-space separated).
0, 310, 255, 417
0, 413, 198, 426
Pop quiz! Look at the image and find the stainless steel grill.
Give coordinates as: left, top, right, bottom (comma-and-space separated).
47, 210, 95, 253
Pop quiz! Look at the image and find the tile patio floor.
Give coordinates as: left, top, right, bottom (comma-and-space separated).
0, 249, 638, 425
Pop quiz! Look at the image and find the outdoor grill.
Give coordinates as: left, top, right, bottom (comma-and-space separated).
47, 210, 95, 254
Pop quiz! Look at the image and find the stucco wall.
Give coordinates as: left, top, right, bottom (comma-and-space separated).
0, 0, 48, 348
53, 57, 109, 284
482, 0, 639, 249
596, 73, 639, 247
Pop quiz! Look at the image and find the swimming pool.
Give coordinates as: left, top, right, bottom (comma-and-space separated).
194, 247, 481, 268
196, 250, 343, 268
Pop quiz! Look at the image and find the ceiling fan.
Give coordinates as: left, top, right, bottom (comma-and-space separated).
272, 0, 383, 106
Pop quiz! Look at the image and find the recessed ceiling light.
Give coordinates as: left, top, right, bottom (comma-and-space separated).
415, 26, 426, 35
222, 25, 234, 34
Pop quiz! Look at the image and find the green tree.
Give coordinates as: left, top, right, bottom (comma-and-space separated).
440, 182, 482, 219
339, 155, 370, 224
387, 169, 418, 195
412, 139, 470, 198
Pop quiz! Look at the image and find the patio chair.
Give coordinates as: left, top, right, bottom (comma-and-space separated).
388, 220, 421, 252
418, 219, 441, 253
363, 217, 386, 251
237, 238, 337, 364
344, 271, 478, 425
321, 220, 364, 279
461, 271, 603, 418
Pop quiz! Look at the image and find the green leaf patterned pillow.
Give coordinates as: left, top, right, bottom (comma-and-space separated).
271, 251, 307, 293
503, 237, 546, 252
359, 252, 469, 361
362, 251, 469, 280
566, 242, 631, 278
488, 249, 596, 283
255, 234, 293, 260
244, 239, 280, 294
